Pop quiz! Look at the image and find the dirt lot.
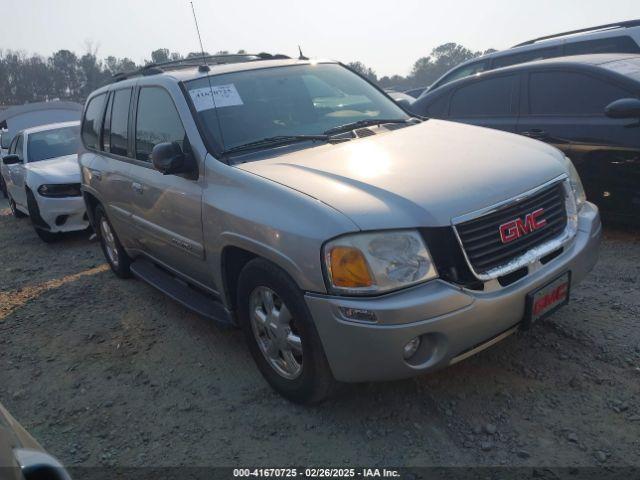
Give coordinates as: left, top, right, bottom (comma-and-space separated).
0, 196, 639, 469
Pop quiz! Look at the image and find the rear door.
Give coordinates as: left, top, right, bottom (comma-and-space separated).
517, 69, 640, 218
127, 85, 209, 286
81, 91, 137, 243
447, 74, 520, 132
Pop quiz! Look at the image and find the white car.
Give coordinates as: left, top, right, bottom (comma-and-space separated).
1, 121, 88, 242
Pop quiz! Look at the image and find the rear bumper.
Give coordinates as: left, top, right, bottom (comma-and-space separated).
34, 194, 88, 233
305, 202, 601, 382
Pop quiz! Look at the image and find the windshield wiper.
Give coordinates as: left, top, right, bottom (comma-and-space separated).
323, 118, 413, 136
223, 135, 330, 155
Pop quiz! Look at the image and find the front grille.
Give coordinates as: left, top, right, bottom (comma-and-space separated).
455, 182, 567, 275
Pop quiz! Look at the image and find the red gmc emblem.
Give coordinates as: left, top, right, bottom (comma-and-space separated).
499, 208, 547, 244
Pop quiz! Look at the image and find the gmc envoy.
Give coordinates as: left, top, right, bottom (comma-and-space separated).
79, 54, 601, 403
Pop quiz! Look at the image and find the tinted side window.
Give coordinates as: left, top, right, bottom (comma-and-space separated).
450, 76, 515, 117
15, 135, 24, 160
529, 71, 630, 115
135, 88, 186, 162
424, 94, 448, 118
8, 136, 18, 154
434, 60, 490, 89
110, 88, 132, 157
492, 46, 561, 69
82, 93, 106, 150
564, 36, 640, 56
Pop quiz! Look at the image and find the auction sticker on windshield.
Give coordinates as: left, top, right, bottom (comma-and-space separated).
523, 272, 571, 329
190, 84, 244, 111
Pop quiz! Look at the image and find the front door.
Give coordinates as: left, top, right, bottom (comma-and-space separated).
517, 70, 640, 219
127, 86, 210, 287
6, 134, 28, 210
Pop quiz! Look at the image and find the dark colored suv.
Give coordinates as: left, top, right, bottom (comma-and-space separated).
411, 54, 640, 224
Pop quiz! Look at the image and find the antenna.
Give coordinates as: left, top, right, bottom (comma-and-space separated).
188, 1, 227, 152
190, 1, 210, 72
298, 45, 308, 61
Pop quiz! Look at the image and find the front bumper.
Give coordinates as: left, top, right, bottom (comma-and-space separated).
305, 202, 601, 382
34, 194, 88, 233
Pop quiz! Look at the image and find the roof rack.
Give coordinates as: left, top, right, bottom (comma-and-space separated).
111, 52, 291, 83
512, 19, 640, 48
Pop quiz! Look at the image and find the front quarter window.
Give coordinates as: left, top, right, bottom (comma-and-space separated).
185, 63, 409, 155
135, 87, 186, 162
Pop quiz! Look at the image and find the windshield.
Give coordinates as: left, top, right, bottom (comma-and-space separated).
27, 126, 80, 163
185, 63, 409, 153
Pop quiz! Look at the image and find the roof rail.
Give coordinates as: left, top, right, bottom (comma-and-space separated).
110, 52, 291, 83
512, 19, 640, 48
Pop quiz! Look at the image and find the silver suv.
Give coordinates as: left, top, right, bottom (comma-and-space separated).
79, 54, 601, 403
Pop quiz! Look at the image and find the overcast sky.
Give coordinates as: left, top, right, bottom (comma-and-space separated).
2, 0, 638, 77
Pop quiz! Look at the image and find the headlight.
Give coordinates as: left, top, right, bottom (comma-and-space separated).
323, 230, 438, 295
37, 183, 82, 198
561, 156, 586, 210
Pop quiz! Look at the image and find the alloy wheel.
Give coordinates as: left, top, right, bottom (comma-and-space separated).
249, 286, 303, 380
99, 217, 119, 268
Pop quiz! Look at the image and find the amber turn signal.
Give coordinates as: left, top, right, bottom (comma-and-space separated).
328, 246, 374, 288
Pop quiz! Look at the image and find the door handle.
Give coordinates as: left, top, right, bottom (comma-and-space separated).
131, 182, 144, 194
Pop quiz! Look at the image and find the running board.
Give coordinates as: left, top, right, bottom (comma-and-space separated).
130, 258, 234, 327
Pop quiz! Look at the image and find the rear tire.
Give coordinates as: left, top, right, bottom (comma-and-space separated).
237, 258, 334, 404
94, 204, 132, 278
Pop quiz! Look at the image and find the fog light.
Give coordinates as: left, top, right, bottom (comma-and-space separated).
403, 337, 421, 360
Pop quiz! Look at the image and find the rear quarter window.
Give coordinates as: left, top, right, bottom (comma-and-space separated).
564, 36, 640, 56
82, 93, 107, 150
492, 46, 562, 69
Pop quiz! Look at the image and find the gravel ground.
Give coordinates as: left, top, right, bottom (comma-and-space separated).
1, 196, 639, 469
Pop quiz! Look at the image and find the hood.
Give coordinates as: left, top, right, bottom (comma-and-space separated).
237, 120, 567, 229
25, 154, 81, 184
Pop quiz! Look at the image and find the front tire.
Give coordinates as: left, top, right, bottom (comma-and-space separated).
94, 204, 131, 278
8, 196, 27, 218
0, 176, 7, 199
34, 227, 60, 243
237, 258, 334, 404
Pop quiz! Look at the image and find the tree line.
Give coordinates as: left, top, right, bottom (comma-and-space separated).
0, 43, 495, 105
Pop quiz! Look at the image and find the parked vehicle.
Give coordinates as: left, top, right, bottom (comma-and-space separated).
411, 53, 640, 224
404, 86, 429, 98
387, 90, 415, 107
0, 101, 82, 153
80, 54, 600, 403
0, 401, 71, 480
1, 121, 88, 242
425, 19, 640, 93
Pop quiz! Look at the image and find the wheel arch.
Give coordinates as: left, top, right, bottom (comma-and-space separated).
219, 237, 309, 316
82, 190, 101, 228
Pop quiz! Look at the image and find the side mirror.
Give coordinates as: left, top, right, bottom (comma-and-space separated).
605, 98, 640, 119
2, 154, 21, 165
151, 142, 193, 176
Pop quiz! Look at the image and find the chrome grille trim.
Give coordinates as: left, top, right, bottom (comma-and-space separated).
451, 175, 578, 281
